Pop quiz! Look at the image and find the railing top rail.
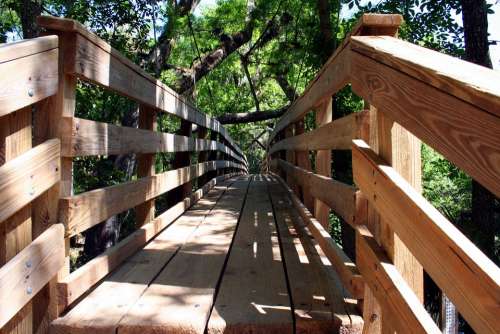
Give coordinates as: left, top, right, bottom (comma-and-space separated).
0, 35, 57, 63
351, 35, 500, 117
36, 15, 246, 163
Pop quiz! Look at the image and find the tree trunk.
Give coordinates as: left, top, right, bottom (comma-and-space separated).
83, 105, 139, 259
20, 0, 42, 38
460, 0, 498, 265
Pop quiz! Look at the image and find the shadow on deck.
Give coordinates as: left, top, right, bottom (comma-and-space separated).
51, 175, 362, 334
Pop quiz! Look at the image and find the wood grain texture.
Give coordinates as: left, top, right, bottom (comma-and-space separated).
277, 159, 357, 225
351, 35, 500, 117
207, 176, 293, 334
0, 139, 60, 224
56, 175, 234, 311
293, 119, 314, 211
135, 105, 157, 227
117, 177, 250, 334
268, 176, 363, 333
51, 178, 238, 334
0, 224, 64, 329
0, 35, 58, 63
35, 17, 244, 158
59, 160, 244, 237
0, 48, 58, 117
269, 111, 368, 154
355, 226, 440, 333
352, 140, 500, 334
0, 107, 34, 334
350, 51, 500, 198
314, 99, 332, 228
59, 117, 245, 164
273, 174, 364, 300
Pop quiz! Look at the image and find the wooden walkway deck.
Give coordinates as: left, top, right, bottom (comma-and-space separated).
51, 175, 362, 334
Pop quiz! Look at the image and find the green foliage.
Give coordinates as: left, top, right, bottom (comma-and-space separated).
422, 144, 472, 224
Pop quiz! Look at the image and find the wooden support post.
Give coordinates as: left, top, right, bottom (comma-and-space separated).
40, 32, 77, 320
284, 124, 297, 192
168, 119, 192, 204
0, 107, 33, 334
314, 98, 332, 228
197, 127, 209, 187
135, 105, 157, 227
294, 118, 314, 212
207, 131, 218, 180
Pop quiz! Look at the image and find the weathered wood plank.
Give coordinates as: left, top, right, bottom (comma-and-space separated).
273, 174, 364, 300
355, 225, 440, 333
59, 117, 245, 164
0, 139, 60, 224
0, 224, 65, 329
51, 178, 238, 334
0, 35, 58, 63
314, 99, 332, 228
269, 111, 368, 154
350, 51, 500, 198
117, 177, 250, 334
352, 139, 500, 334
268, 176, 363, 333
0, 106, 34, 334
293, 119, 314, 211
0, 46, 58, 117
56, 175, 234, 311
59, 160, 244, 237
351, 35, 500, 117
207, 176, 292, 334
135, 105, 157, 227
277, 159, 357, 225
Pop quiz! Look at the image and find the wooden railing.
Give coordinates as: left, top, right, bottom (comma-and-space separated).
267, 13, 500, 334
0, 16, 246, 332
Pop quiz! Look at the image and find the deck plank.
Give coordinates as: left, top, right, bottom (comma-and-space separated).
50, 178, 238, 334
207, 175, 293, 334
117, 177, 251, 334
267, 176, 363, 334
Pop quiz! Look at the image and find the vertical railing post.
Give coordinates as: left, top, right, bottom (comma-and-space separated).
294, 118, 314, 211
284, 124, 297, 192
314, 98, 332, 228
168, 119, 192, 204
135, 105, 157, 227
197, 126, 209, 187
0, 107, 33, 333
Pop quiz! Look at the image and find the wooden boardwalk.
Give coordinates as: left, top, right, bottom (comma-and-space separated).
51, 175, 362, 334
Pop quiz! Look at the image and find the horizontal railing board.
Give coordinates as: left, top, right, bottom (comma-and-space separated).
0, 40, 58, 117
352, 140, 500, 334
0, 35, 58, 63
37, 16, 244, 160
57, 173, 241, 310
276, 159, 357, 225
59, 160, 245, 237
269, 111, 368, 154
60, 117, 246, 164
0, 139, 61, 224
0, 224, 65, 328
356, 226, 440, 333
273, 174, 364, 300
351, 35, 500, 118
351, 51, 500, 198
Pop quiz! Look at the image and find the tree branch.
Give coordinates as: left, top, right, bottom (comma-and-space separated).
240, 55, 260, 111
217, 106, 288, 124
